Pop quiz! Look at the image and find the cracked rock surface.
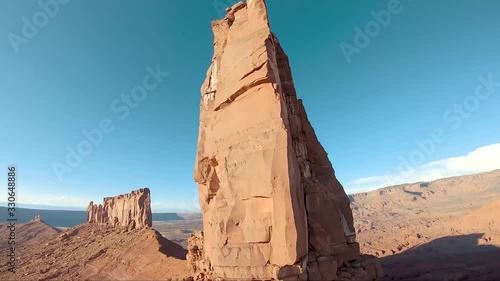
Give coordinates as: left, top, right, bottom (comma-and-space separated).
188, 1, 381, 280
87, 188, 152, 231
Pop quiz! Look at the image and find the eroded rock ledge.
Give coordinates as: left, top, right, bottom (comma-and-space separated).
188, 1, 382, 280
86, 188, 152, 230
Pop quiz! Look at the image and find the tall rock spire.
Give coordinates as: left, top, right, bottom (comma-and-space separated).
189, 1, 381, 280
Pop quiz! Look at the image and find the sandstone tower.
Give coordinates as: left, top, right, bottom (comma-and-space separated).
188, 1, 381, 280
86, 188, 152, 230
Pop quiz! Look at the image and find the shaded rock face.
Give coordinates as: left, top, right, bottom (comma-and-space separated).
189, 1, 380, 280
86, 188, 152, 230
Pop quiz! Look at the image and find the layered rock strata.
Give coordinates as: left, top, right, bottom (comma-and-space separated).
189, 1, 381, 280
86, 188, 152, 230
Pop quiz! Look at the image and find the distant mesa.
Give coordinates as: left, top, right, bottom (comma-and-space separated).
86, 188, 152, 230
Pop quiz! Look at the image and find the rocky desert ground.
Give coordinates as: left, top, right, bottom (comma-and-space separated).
0, 220, 190, 281
0, 215, 60, 253
154, 219, 203, 248
353, 169, 500, 280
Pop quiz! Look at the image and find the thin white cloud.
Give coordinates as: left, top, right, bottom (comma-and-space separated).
347, 143, 500, 193
0, 193, 92, 208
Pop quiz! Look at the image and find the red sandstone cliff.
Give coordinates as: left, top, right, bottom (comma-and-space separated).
87, 188, 152, 230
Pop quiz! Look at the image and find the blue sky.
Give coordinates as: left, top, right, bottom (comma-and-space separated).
1, 0, 499, 212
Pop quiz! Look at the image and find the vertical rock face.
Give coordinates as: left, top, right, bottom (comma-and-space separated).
189, 1, 381, 280
86, 188, 152, 230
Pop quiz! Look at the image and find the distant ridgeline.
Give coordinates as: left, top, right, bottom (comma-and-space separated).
0, 207, 86, 227
0, 207, 189, 227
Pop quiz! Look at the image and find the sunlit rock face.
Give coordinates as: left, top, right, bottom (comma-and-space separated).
189, 1, 379, 280
86, 188, 152, 230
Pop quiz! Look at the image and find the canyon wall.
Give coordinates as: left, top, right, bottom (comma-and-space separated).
86, 188, 152, 230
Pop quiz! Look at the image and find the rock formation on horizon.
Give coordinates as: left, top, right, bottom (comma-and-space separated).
86, 188, 152, 230
188, 1, 381, 280
30, 214, 42, 222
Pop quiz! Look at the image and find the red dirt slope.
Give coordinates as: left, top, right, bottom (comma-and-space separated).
0, 219, 60, 251
0, 223, 191, 280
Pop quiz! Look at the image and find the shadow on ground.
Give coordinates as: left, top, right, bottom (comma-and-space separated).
381, 233, 500, 281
